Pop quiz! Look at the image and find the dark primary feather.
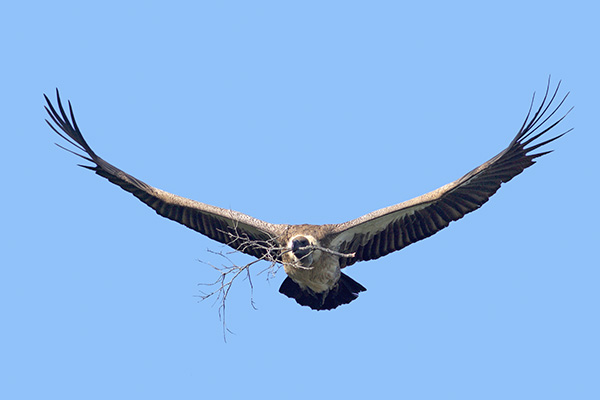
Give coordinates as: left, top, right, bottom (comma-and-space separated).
328, 80, 572, 268
44, 90, 287, 260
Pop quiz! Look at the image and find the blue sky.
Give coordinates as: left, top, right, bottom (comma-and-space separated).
2, 1, 599, 399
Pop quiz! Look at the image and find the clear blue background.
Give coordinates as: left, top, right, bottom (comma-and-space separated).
2, 1, 598, 399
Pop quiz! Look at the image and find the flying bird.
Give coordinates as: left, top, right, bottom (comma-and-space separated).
45, 82, 571, 310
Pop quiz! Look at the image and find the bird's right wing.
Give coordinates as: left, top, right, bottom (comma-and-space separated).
45, 90, 288, 260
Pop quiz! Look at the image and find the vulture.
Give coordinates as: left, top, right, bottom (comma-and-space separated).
45, 81, 571, 310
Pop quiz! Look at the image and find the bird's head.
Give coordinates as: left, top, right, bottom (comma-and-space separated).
289, 235, 318, 268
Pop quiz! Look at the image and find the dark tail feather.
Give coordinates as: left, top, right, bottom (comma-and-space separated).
279, 273, 366, 310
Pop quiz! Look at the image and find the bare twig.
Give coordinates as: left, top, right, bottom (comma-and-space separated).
196, 223, 354, 340
196, 225, 283, 340
296, 245, 355, 259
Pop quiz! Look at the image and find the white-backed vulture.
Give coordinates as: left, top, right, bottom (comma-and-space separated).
45, 81, 571, 310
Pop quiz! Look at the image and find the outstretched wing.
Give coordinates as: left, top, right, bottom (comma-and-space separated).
327, 80, 572, 268
45, 90, 288, 260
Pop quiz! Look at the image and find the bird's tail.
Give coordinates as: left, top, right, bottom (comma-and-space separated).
279, 273, 366, 310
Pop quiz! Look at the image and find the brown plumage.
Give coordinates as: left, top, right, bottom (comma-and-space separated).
45, 80, 571, 310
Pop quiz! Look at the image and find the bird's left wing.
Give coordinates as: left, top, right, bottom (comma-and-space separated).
45, 90, 288, 260
327, 81, 572, 268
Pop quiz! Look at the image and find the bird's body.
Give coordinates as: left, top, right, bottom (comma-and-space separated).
45, 81, 571, 310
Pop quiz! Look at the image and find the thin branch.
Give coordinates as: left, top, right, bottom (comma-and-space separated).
296, 245, 356, 259
196, 224, 355, 340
